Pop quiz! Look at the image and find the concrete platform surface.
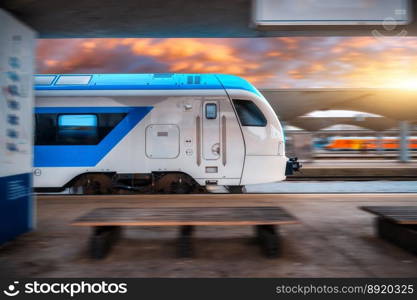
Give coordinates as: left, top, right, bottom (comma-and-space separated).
0, 193, 416, 278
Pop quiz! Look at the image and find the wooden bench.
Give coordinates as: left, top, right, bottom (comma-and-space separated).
361, 206, 417, 255
71, 206, 299, 259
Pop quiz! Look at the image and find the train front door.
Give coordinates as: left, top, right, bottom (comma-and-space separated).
196, 98, 245, 185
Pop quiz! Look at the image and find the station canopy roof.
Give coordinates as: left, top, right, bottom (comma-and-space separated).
3, 0, 417, 38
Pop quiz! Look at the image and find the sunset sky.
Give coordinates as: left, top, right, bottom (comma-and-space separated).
36, 37, 417, 89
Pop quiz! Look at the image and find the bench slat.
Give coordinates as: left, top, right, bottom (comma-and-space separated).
72, 206, 299, 226
360, 206, 417, 224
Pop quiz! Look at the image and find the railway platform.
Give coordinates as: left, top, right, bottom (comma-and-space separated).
290, 160, 417, 180
1, 193, 416, 277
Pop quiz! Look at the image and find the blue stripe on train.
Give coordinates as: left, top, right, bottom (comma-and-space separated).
34, 106, 153, 167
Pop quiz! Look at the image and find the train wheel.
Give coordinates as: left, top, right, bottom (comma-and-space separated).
170, 181, 192, 194
155, 173, 195, 194
73, 174, 113, 195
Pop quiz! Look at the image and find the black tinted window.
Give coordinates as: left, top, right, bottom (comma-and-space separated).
35, 113, 126, 145
233, 100, 267, 127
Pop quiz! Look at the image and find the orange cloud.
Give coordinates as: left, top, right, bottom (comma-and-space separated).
309, 63, 325, 73
267, 51, 283, 57
288, 70, 304, 79
36, 37, 417, 88
44, 59, 58, 67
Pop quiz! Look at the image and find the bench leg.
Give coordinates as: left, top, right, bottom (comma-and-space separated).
177, 225, 194, 258
255, 225, 281, 258
89, 226, 121, 259
376, 217, 417, 255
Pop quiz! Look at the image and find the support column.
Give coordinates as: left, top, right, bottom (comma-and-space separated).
0, 9, 36, 244
399, 121, 410, 162
375, 131, 384, 155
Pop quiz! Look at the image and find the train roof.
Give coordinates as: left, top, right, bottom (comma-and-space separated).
34, 73, 261, 96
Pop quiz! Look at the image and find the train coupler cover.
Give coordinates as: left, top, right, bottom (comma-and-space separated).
285, 157, 302, 176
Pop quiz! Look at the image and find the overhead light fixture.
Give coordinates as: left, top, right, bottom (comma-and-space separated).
252, 0, 411, 27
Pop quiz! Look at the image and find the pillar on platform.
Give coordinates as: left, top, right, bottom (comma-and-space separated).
375, 132, 384, 155
0, 9, 36, 244
399, 121, 410, 162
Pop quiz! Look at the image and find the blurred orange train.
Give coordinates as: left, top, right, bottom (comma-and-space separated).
324, 137, 417, 151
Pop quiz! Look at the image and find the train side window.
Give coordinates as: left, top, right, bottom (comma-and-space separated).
205, 103, 217, 119
35, 113, 126, 145
57, 114, 98, 145
58, 114, 97, 127
35, 114, 58, 145
232, 100, 267, 127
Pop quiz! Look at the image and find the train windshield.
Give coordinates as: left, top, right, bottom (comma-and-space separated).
232, 100, 267, 127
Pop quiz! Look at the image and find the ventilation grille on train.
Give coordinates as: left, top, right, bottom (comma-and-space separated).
187, 75, 201, 84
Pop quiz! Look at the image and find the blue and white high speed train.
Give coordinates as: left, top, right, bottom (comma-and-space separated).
33, 73, 290, 193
